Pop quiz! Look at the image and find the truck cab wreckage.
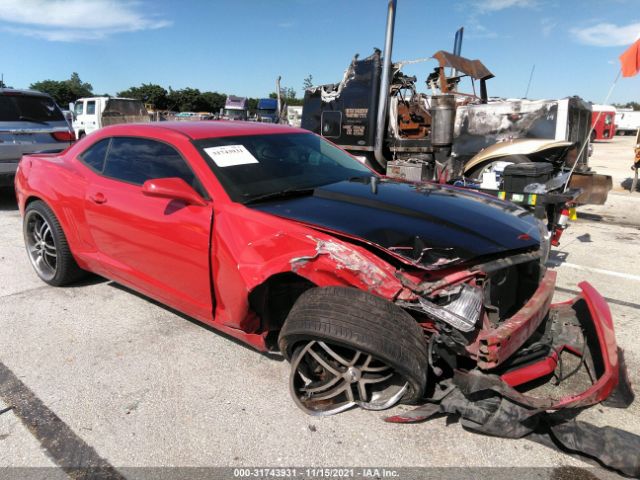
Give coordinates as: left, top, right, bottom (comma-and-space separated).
302, 2, 612, 246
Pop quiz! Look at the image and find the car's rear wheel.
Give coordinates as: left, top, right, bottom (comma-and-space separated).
23, 200, 85, 286
279, 286, 428, 416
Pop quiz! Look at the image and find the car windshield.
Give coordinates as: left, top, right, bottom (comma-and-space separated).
224, 109, 245, 119
0, 94, 65, 122
195, 132, 372, 203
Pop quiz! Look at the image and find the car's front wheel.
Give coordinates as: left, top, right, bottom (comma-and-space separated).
23, 200, 85, 286
279, 286, 428, 416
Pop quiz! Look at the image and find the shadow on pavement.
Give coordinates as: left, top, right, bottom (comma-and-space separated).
547, 250, 569, 267
108, 281, 286, 361
0, 188, 18, 211
621, 177, 640, 192
66, 274, 109, 288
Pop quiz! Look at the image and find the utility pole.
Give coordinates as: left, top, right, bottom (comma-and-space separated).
524, 65, 535, 99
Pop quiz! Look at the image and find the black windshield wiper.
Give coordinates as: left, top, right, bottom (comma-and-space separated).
18, 116, 49, 125
243, 187, 315, 205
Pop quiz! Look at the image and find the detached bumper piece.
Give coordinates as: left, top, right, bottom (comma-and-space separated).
466, 271, 632, 410
385, 368, 640, 477
387, 278, 637, 476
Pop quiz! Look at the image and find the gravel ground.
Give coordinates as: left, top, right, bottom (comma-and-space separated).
0, 138, 638, 479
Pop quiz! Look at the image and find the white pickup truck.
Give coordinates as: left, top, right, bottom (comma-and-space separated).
71, 97, 149, 138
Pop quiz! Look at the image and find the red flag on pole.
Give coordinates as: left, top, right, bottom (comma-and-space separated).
620, 38, 640, 77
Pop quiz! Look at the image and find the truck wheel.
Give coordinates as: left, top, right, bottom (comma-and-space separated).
467, 154, 529, 181
279, 286, 428, 416
23, 200, 85, 286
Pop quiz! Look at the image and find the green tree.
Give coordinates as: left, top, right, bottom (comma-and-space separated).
198, 91, 227, 112
117, 83, 169, 110
269, 86, 303, 106
67, 72, 93, 98
29, 80, 73, 106
166, 87, 203, 112
303, 74, 313, 91
30, 72, 93, 106
613, 102, 640, 111
247, 97, 259, 114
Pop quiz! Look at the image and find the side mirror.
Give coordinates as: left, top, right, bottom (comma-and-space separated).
142, 178, 207, 206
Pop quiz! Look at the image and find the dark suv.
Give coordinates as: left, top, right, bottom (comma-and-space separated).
0, 89, 75, 187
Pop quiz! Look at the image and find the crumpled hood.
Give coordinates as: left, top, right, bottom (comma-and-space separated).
250, 178, 541, 268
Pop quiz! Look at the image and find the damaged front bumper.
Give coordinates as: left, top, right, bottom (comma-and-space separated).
387, 278, 635, 476
466, 270, 633, 409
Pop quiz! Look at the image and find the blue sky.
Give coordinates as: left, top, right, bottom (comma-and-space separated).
1, 0, 639, 103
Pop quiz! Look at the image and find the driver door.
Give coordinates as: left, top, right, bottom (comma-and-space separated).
82, 136, 213, 321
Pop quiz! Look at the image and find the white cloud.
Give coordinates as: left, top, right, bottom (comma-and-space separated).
541, 18, 556, 37
0, 0, 171, 42
571, 22, 640, 47
473, 0, 537, 12
466, 23, 499, 39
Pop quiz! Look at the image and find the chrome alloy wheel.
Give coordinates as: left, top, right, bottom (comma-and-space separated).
24, 210, 58, 281
290, 340, 409, 416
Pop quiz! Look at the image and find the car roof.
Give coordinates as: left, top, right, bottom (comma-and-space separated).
101, 121, 308, 140
0, 88, 52, 98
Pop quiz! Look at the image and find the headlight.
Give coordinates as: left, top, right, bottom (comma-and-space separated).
418, 284, 483, 332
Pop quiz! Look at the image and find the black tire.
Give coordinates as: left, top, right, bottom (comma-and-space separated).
467, 154, 530, 180
23, 200, 85, 286
279, 286, 428, 404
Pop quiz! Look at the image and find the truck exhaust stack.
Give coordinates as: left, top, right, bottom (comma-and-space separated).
373, 0, 397, 170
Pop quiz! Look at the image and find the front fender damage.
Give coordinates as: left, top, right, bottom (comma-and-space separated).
289, 236, 413, 301
217, 228, 415, 351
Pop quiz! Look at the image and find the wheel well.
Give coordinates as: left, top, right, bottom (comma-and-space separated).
248, 272, 315, 349
24, 195, 44, 209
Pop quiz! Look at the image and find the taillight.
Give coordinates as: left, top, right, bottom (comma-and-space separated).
51, 130, 76, 142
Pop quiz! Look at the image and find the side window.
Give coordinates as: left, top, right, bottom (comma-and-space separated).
86, 101, 96, 115
320, 111, 342, 138
74, 102, 84, 116
103, 137, 199, 188
79, 139, 110, 172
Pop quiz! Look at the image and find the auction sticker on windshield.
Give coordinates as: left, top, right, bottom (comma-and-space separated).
204, 145, 259, 167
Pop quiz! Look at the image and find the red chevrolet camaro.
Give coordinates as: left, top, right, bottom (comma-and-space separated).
15, 121, 632, 416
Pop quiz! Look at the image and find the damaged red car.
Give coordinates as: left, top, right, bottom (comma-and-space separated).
15, 122, 633, 417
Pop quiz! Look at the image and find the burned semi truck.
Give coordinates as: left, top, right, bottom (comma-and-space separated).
301, 1, 611, 244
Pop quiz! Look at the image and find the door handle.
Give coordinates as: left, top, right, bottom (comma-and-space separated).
89, 193, 107, 204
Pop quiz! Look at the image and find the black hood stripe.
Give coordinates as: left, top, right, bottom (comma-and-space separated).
313, 188, 504, 248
